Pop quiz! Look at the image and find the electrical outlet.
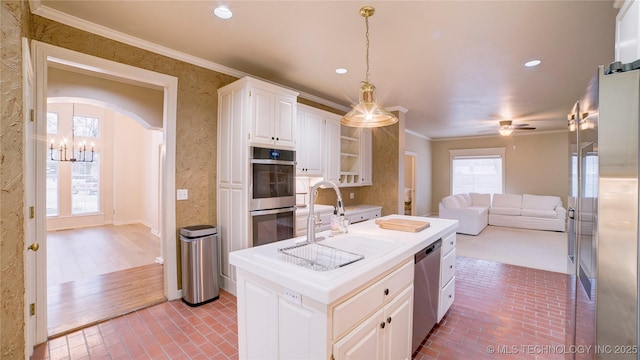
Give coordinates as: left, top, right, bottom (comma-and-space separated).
177, 189, 188, 200
283, 289, 302, 305
350, 192, 355, 199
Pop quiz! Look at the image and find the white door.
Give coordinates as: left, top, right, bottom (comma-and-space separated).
23, 37, 41, 356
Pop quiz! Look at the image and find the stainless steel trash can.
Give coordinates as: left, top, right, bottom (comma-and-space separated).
180, 225, 219, 306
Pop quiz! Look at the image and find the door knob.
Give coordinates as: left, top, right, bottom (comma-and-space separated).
28, 243, 40, 252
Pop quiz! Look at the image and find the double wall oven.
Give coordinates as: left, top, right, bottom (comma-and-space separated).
249, 147, 296, 247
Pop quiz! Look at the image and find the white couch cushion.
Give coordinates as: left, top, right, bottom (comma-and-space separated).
522, 194, 561, 210
455, 194, 471, 207
521, 208, 557, 219
442, 195, 462, 209
469, 193, 491, 207
490, 207, 521, 216
492, 194, 522, 208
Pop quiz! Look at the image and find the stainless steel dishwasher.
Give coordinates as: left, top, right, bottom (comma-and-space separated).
412, 239, 442, 352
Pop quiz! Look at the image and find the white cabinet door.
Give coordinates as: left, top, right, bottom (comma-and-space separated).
274, 94, 296, 148
249, 87, 296, 149
324, 116, 341, 184
382, 285, 414, 360
359, 128, 372, 185
250, 86, 276, 146
333, 308, 384, 360
296, 106, 324, 176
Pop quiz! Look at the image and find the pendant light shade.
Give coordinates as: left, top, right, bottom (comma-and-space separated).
341, 6, 398, 128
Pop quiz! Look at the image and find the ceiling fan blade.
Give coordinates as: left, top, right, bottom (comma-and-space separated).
513, 123, 530, 128
515, 127, 536, 130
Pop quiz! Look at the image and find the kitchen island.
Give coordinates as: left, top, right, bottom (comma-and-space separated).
229, 214, 458, 360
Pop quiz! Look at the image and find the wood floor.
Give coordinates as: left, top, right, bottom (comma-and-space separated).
47, 224, 161, 286
47, 224, 164, 338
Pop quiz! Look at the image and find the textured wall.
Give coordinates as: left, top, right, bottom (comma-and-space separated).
30, 16, 238, 285
1, 1, 28, 358
359, 122, 401, 216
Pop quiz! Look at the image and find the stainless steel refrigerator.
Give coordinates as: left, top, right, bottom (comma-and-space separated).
567, 59, 640, 359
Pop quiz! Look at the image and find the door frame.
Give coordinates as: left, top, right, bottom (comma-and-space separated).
404, 151, 417, 216
29, 40, 179, 345
23, 37, 37, 358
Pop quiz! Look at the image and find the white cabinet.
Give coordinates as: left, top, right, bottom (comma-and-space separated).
296, 105, 325, 176
324, 116, 341, 184
346, 206, 382, 225
295, 206, 334, 237
615, 0, 640, 63
235, 259, 414, 360
340, 126, 373, 187
218, 76, 298, 293
438, 232, 456, 322
333, 285, 413, 360
249, 83, 297, 149
360, 128, 372, 185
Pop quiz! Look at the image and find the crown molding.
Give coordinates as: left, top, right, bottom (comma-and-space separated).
30, 2, 351, 113
405, 129, 431, 140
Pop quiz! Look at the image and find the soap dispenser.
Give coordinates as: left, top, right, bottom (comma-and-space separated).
330, 207, 340, 235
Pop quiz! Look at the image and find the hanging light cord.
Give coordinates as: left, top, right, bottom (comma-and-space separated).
364, 13, 370, 84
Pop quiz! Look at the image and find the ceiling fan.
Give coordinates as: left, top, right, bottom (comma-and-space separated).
498, 120, 536, 136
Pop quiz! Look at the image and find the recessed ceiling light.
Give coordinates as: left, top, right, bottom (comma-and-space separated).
335, 68, 348, 74
525, 59, 541, 67
214, 6, 233, 19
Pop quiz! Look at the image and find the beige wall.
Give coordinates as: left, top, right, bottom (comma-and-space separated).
1, 1, 29, 358
431, 131, 569, 213
30, 15, 238, 291
48, 67, 164, 129
405, 132, 433, 216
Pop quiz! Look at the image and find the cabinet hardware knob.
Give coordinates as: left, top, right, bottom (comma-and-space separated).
449, 265, 453, 269
383, 288, 389, 296
449, 294, 452, 298
276, 137, 279, 141
271, 137, 275, 140
386, 317, 392, 324
380, 322, 385, 329
28, 243, 40, 252
451, 241, 454, 245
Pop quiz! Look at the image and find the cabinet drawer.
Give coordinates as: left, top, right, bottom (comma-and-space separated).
442, 232, 456, 255
440, 249, 456, 286
438, 276, 455, 322
349, 212, 371, 224
332, 260, 413, 339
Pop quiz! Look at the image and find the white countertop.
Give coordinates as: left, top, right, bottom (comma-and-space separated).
229, 214, 458, 304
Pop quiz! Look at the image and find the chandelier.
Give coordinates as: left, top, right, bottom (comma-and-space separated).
49, 104, 94, 162
341, 6, 398, 128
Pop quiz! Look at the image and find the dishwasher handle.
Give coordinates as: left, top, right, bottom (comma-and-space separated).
415, 239, 442, 263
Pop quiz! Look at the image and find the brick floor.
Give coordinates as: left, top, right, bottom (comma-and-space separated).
32, 256, 574, 359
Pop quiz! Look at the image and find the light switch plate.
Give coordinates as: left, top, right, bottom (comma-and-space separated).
177, 189, 188, 200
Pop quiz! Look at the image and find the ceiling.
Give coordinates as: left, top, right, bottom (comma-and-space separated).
32, 1, 619, 139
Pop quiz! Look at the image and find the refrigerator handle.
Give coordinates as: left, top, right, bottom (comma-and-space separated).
568, 207, 575, 219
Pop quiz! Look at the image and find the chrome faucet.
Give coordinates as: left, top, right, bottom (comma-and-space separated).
307, 180, 345, 243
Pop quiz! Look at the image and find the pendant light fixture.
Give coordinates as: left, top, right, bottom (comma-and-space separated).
49, 103, 95, 162
340, 6, 398, 128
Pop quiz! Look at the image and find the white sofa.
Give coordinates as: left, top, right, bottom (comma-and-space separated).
488, 193, 566, 232
439, 193, 491, 235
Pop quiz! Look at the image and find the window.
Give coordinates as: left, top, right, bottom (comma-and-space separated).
450, 148, 505, 195
46, 105, 101, 217
46, 159, 59, 216
72, 154, 100, 214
